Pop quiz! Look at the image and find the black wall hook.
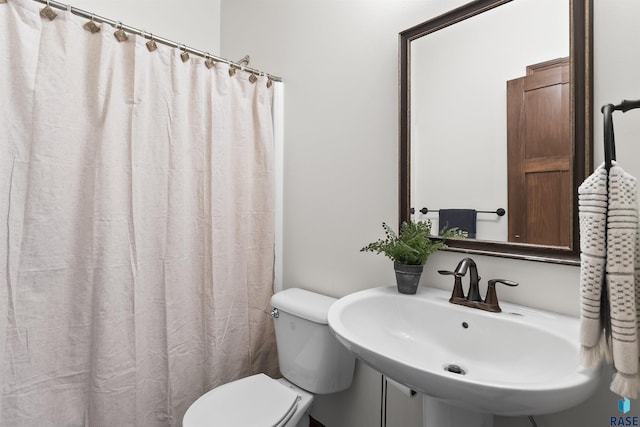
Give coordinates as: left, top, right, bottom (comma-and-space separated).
602, 99, 640, 171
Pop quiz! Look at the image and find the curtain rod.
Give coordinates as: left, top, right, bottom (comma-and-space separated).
30, 0, 283, 82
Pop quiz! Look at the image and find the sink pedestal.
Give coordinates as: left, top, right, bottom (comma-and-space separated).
423, 396, 494, 427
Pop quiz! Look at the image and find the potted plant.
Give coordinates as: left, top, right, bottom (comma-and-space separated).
361, 220, 460, 294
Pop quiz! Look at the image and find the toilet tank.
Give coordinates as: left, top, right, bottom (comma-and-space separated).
271, 288, 355, 394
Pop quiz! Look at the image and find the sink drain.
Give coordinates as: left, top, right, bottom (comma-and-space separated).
444, 364, 465, 375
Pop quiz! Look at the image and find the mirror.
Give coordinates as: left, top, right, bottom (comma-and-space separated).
399, 0, 592, 265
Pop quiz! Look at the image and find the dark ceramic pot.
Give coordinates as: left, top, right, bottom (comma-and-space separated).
393, 262, 424, 295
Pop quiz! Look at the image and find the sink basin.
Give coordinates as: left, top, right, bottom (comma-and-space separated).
327, 286, 601, 416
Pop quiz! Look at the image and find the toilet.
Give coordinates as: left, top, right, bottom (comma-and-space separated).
183, 288, 356, 427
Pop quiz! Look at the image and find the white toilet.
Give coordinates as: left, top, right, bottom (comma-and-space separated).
183, 288, 356, 427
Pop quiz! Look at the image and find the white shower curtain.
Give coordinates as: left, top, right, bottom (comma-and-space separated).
0, 1, 279, 426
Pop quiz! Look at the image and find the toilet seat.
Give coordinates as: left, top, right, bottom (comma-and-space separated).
183, 373, 300, 427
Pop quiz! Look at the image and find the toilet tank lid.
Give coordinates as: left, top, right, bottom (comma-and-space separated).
271, 288, 336, 324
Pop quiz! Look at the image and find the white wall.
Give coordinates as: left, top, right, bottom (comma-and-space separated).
221, 0, 640, 426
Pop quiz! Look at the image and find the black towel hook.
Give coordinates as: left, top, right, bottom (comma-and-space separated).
602, 104, 616, 172
602, 99, 640, 171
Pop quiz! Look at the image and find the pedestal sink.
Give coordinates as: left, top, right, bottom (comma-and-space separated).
327, 286, 601, 426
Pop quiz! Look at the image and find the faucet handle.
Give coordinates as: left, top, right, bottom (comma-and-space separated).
438, 270, 459, 277
438, 270, 465, 300
484, 279, 519, 313
488, 279, 519, 287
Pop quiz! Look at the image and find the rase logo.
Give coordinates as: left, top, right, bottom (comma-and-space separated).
611, 398, 638, 426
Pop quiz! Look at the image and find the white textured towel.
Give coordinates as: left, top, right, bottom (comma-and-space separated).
607, 165, 640, 397
579, 165, 608, 363
579, 163, 640, 398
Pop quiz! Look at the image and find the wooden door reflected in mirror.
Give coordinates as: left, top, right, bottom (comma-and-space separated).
507, 57, 571, 247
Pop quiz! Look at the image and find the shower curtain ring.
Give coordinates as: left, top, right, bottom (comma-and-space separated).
40, 0, 58, 20
204, 53, 216, 69
145, 31, 158, 52
83, 13, 101, 33
179, 44, 190, 63
113, 21, 128, 42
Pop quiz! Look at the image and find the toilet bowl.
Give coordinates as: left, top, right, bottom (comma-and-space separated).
183, 374, 314, 427
183, 288, 356, 427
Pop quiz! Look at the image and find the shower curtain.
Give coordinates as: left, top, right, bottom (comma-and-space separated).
0, 1, 279, 426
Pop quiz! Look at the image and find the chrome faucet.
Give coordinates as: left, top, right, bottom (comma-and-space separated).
438, 258, 518, 313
